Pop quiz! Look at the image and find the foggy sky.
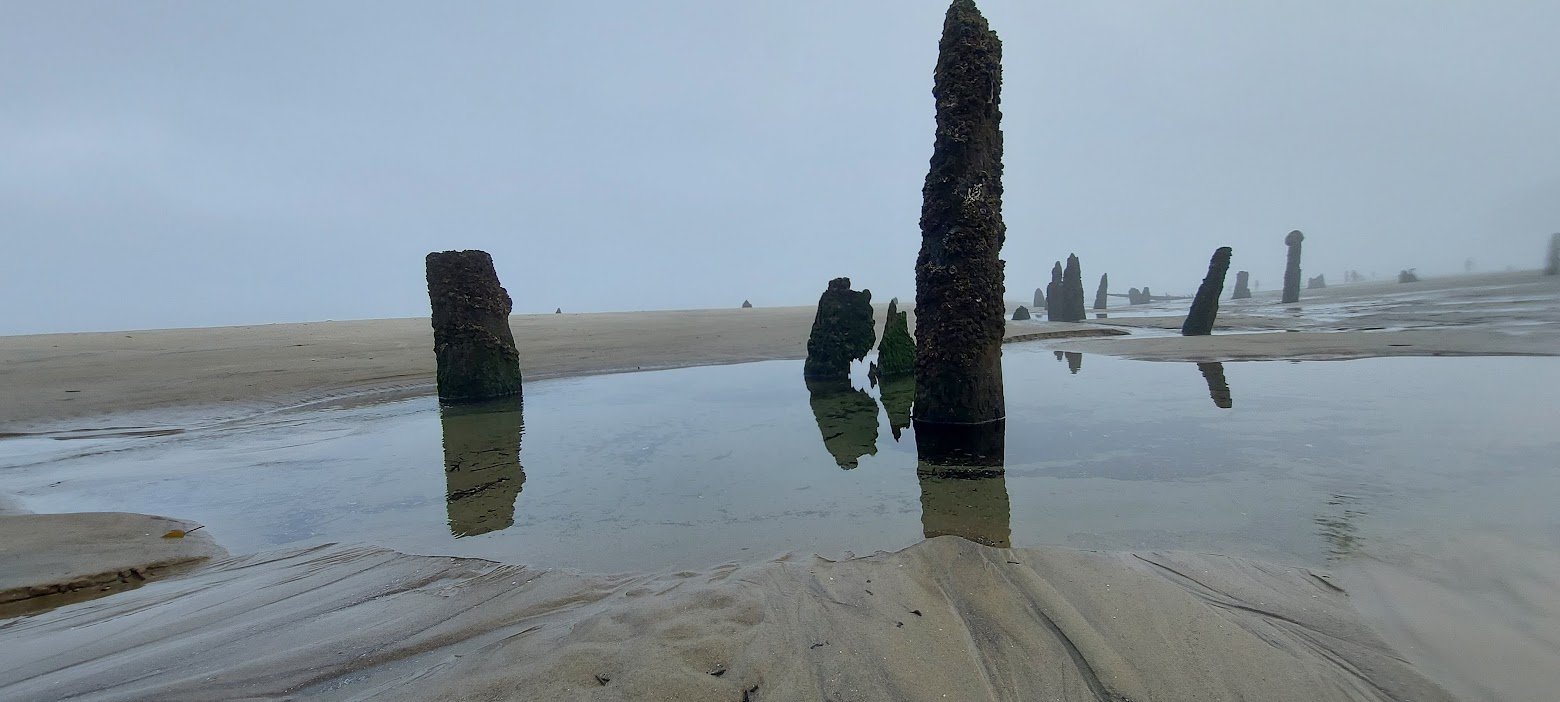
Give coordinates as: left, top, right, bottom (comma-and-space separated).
4, 1, 1558, 334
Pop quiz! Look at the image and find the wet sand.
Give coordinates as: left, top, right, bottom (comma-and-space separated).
0, 304, 1102, 434
0, 535, 1453, 702
1052, 270, 1560, 361
4, 276, 1558, 700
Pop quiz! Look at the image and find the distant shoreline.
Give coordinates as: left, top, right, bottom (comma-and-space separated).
3, 269, 1556, 432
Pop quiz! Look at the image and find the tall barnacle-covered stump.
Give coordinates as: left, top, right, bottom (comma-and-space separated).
425, 250, 523, 404
913, 0, 1007, 468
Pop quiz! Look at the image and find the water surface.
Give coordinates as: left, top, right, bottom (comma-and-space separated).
1, 347, 1556, 575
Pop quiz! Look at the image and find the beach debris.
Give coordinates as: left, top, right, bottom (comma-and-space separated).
806, 380, 879, 469
1282, 229, 1305, 304
1045, 261, 1063, 320
1398, 268, 1420, 283
425, 250, 523, 404
1011, 305, 1030, 321
1546, 233, 1559, 275
1231, 270, 1252, 299
876, 298, 915, 381
1198, 362, 1233, 408
1308, 274, 1327, 289
741, 299, 753, 308
1032, 286, 1045, 308
912, 0, 1007, 467
160, 525, 203, 539
1182, 246, 1233, 336
593, 674, 610, 686
707, 666, 726, 677
803, 277, 875, 382
1092, 273, 1109, 311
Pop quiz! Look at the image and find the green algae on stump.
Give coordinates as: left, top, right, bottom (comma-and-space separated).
876, 298, 916, 381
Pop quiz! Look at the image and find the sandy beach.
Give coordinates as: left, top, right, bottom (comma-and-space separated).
3, 272, 1559, 701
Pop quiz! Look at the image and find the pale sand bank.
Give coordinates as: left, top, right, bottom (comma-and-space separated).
0, 533, 1453, 702
0, 512, 223, 616
0, 305, 1106, 433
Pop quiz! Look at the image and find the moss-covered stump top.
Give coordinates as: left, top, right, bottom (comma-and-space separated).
876, 298, 916, 381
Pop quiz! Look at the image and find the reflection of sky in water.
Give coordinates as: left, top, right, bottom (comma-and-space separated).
1, 349, 1557, 573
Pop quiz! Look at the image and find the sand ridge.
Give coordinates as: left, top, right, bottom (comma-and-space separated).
0, 535, 1454, 702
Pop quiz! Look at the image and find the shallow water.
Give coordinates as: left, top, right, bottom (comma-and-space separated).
1, 347, 1557, 576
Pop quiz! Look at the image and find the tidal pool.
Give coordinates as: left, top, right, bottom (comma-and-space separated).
1, 346, 1556, 575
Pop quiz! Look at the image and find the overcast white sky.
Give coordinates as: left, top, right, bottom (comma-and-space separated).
3, 1, 1557, 334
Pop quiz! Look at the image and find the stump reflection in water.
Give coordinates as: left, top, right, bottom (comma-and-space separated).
440, 397, 525, 537
806, 380, 880, 469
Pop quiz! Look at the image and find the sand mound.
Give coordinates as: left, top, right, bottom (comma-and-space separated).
0, 512, 223, 615
0, 535, 1452, 702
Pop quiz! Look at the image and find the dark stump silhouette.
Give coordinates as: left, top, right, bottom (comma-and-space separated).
1141, 286, 1152, 304
425, 250, 522, 404
1093, 273, 1109, 310
741, 299, 753, 308
1065, 352, 1082, 374
1056, 254, 1087, 321
913, 0, 1006, 463
1127, 287, 1143, 305
804, 277, 875, 382
1033, 286, 1046, 308
1198, 362, 1233, 409
806, 380, 880, 469
440, 397, 525, 537
1282, 230, 1304, 304
1398, 269, 1419, 283
1045, 261, 1063, 320
876, 297, 916, 381
1231, 271, 1252, 299
1182, 246, 1233, 336
1547, 233, 1559, 275
1011, 305, 1030, 321
1308, 274, 1326, 290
